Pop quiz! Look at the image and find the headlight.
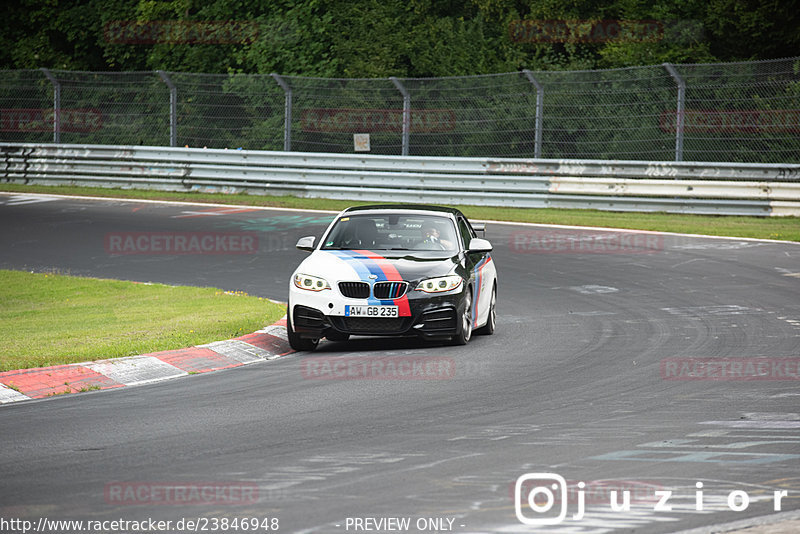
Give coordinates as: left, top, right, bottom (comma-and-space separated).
415, 275, 462, 293
294, 273, 331, 291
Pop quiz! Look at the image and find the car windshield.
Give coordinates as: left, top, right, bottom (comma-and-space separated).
321, 214, 458, 252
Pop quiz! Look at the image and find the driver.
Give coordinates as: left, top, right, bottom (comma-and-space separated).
420, 223, 454, 250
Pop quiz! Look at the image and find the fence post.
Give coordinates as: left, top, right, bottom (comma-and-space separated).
390, 77, 411, 156
522, 69, 543, 158
157, 71, 177, 147
271, 73, 292, 152
663, 63, 685, 162
40, 68, 60, 144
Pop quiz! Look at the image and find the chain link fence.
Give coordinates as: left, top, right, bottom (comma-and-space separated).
1, 57, 798, 162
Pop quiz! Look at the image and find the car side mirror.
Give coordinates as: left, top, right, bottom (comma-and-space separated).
295, 236, 316, 252
468, 237, 492, 253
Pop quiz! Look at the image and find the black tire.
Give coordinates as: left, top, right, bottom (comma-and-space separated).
450, 289, 473, 345
325, 331, 350, 342
475, 284, 496, 336
287, 307, 319, 351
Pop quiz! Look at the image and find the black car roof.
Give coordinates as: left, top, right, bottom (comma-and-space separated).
341, 204, 465, 217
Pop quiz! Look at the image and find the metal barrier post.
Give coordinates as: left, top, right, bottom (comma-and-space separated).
271, 73, 292, 152
157, 71, 177, 147
390, 77, 411, 156
522, 69, 544, 159
40, 68, 61, 144
663, 63, 686, 162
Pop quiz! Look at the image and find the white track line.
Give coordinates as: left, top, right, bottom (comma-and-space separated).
1, 191, 798, 245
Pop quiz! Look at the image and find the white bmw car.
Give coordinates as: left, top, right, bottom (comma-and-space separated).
287, 204, 497, 351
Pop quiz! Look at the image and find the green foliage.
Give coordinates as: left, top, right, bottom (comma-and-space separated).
1, 0, 797, 75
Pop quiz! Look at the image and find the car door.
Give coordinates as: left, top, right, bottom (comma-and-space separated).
457, 216, 493, 328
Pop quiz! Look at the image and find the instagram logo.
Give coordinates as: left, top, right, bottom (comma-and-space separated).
514, 473, 791, 525
514, 473, 569, 525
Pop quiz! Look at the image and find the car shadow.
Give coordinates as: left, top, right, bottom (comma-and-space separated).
310, 335, 451, 354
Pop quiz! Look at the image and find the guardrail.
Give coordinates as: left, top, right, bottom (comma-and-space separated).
2, 143, 799, 216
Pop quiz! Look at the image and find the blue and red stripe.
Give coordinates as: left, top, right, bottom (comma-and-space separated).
471, 256, 492, 327
325, 250, 411, 316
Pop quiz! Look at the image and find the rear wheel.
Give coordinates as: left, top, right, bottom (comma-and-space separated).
450, 290, 473, 345
287, 306, 319, 351
475, 284, 496, 336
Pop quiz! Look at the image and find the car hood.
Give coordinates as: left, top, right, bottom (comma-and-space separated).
295, 249, 460, 283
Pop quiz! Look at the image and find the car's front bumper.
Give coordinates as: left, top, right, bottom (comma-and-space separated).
290, 285, 465, 340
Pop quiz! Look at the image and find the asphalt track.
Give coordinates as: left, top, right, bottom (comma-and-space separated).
0, 192, 799, 534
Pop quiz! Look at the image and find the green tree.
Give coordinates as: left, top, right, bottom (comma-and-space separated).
1, 0, 799, 76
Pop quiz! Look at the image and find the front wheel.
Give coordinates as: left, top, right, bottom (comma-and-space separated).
287, 307, 319, 351
450, 290, 473, 345
475, 284, 496, 336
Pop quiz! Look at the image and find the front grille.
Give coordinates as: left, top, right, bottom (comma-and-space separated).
339, 280, 408, 300
338, 281, 370, 299
373, 281, 408, 299
330, 317, 410, 334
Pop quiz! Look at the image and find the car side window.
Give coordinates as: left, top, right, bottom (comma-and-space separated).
457, 217, 474, 250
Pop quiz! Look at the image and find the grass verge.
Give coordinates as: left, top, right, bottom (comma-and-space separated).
2, 184, 798, 242
0, 269, 286, 372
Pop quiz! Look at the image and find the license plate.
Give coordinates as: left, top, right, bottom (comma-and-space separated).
345, 305, 398, 317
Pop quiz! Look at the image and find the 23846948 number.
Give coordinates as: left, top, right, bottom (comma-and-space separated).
193, 517, 279, 531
